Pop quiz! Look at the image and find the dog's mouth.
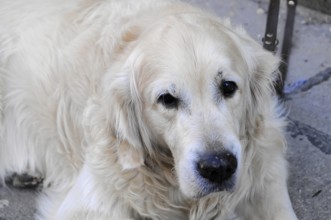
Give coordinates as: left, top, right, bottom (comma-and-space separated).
195, 175, 236, 198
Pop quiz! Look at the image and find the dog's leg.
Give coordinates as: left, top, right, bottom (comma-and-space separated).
236, 157, 297, 220
6, 173, 43, 189
250, 182, 297, 220
55, 164, 134, 220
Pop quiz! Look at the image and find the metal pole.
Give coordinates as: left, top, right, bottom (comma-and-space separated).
263, 0, 280, 52
276, 0, 297, 96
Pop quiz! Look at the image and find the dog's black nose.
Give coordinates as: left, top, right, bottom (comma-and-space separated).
197, 151, 237, 184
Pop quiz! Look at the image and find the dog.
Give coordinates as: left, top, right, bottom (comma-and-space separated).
0, 0, 298, 219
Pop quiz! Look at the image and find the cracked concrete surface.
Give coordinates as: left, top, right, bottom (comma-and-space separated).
1, 0, 331, 219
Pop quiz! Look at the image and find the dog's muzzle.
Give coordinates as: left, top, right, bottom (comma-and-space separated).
196, 151, 237, 187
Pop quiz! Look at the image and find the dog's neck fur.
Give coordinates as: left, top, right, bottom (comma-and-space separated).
122, 148, 191, 219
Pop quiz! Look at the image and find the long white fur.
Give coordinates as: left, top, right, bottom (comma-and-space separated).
0, 0, 297, 219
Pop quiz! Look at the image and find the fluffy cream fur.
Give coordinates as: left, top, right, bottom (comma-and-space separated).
0, 0, 297, 219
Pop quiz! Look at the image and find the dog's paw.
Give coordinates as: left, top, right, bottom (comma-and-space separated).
7, 173, 43, 189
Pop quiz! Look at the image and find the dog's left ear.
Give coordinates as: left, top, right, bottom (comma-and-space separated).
226, 25, 280, 113
243, 42, 281, 137
249, 49, 279, 104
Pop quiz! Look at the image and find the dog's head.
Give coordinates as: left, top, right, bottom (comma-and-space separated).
100, 10, 279, 198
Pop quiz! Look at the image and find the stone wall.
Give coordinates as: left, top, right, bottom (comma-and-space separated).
299, 0, 331, 15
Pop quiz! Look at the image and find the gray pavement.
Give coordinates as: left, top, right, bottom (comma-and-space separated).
1, 0, 331, 219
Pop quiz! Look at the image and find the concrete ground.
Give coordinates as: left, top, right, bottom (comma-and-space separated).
1, 0, 330, 219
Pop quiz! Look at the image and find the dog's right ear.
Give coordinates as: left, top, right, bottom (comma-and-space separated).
95, 23, 153, 170
99, 48, 153, 170
83, 91, 145, 171
117, 140, 144, 170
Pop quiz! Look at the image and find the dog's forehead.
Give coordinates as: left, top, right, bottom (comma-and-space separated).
141, 17, 247, 79
146, 32, 241, 85
136, 15, 252, 102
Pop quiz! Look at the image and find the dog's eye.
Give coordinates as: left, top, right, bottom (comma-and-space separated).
157, 93, 179, 109
221, 80, 238, 98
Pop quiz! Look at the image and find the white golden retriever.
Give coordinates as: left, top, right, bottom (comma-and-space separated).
0, 0, 297, 219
